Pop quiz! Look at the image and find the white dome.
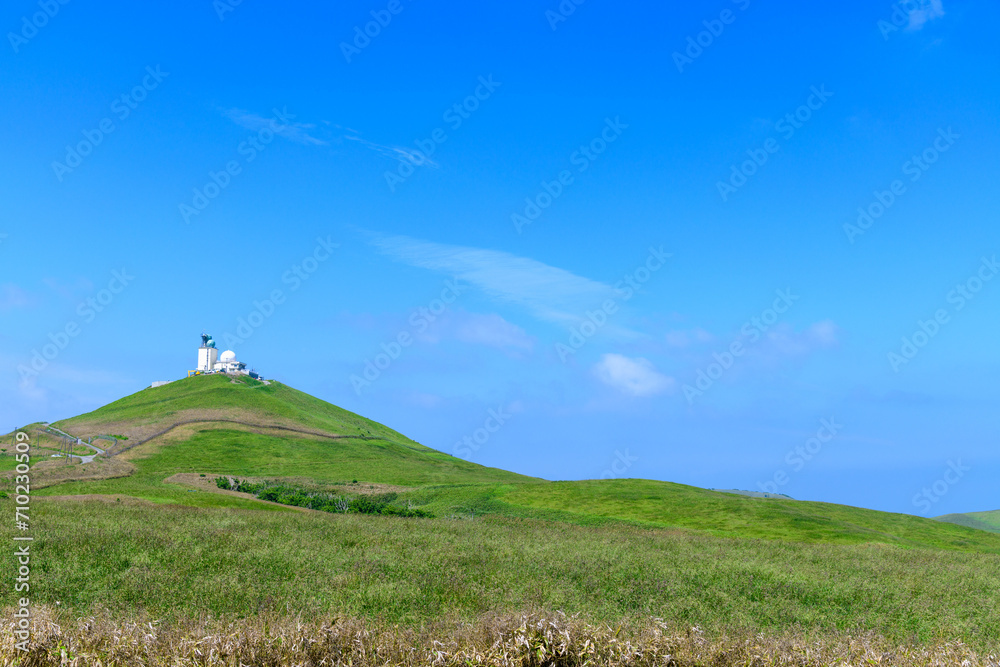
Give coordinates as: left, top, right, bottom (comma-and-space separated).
219, 350, 237, 363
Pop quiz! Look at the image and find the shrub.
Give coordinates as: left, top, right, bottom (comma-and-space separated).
279, 492, 310, 508
217, 478, 430, 518
258, 488, 281, 502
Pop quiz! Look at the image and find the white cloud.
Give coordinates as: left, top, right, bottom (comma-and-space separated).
664, 327, 714, 348
223, 109, 438, 168
224, 108, 328, 146
454, 313, 534, 352
342, 134, 439, 168
0, 284, 30, 311
765, 320, 840, 357
907, 0, 944, 30
805, 319, 839, 347
404, 391, 444, 409
593, 354, 674, 397
16, 376, 46, 402
367, 232, 626, 327
43, 276, 93, 300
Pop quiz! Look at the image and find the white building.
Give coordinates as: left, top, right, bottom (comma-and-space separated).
215, 349, 246, 374
197, 340, 218, 372
192, 333, 249, 376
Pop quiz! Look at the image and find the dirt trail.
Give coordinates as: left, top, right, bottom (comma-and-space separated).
113, 419, 388, 457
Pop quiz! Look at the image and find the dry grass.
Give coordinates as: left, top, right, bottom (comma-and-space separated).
35, 494, 159, 506
55, 407, 278, 443
0, 457, 134, 490
64, 408, 375, 458
3, 606, 997, 666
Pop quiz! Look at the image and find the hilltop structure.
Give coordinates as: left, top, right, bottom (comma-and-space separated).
153, 334, 264, 388
189, 333, 253, 377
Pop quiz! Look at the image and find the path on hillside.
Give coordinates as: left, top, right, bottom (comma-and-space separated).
112, 419, 391, 457
43, 424, 104, 463
44, 424, 77, 441
77, 441, 105, 464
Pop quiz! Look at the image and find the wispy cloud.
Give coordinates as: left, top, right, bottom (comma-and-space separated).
224, 108, 328, 146
16, 376, 46, 402
453, 312, 535, 353
43, 276, 93, 300
764, 320, 840, 357
907, 0, 944, 30
367, 233, 624, 326
342, 133, 439, 168
664, 327, 714, 348
403, 391, 445, 409
12, 361, 133, 406
593, 354, 675, 397
0, 284, 31, 311
225, 110, 436, 167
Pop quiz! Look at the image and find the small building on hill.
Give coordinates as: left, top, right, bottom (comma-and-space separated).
189, 333, 251, 377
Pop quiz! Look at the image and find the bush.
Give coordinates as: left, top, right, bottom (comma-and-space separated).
279, 492, 310, 508
258, 488, 281, 502
349, 496, 383, 515
216, 478, 430, 518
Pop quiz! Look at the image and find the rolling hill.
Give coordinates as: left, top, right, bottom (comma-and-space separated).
5, 373, 1000, 653
21, 374, 533, 504
7, 373, 997, 552
936, 510, 1000, 533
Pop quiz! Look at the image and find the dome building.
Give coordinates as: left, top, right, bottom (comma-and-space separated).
190, 333, 250, 376
213, 349, 246, 374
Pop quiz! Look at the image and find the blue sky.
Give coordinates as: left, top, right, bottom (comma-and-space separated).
2, 0, 997, 516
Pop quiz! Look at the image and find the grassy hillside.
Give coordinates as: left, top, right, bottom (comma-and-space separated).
18, 374, 1000, 554
54, 373, 432, 447
29, 375, 533, 503
33, 425, 532, 506
6, 500, 1000, 649
398, 480, 1000, 553
937, 510, 1000, 533
5, 374, 1000, 654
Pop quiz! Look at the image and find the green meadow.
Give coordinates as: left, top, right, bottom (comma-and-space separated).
3, 373, 999, 654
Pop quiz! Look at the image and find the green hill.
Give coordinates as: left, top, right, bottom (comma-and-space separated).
936, 510, 1000, 533
27, 374, 533, 505
56, 373, 444, 449
13, 373, 997, 554
398, 479, 1000, 553
6, 373, 1000, 650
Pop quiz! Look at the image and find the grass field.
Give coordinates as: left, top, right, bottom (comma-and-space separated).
54, 374, 442, 448
938, 510, 1000, 533
6, 499, 1000, 650
0, 455, 40, 471
3, 374, 999, 663
31, 424, 1000, 552
6, 605, 995, 667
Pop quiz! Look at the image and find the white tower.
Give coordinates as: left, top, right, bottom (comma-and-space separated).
197, 333, 219, 372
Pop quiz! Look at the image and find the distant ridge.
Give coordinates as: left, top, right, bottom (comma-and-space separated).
10, 373, 1000, 553
711, 488, 794, 500
935, 510, 1000, 533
